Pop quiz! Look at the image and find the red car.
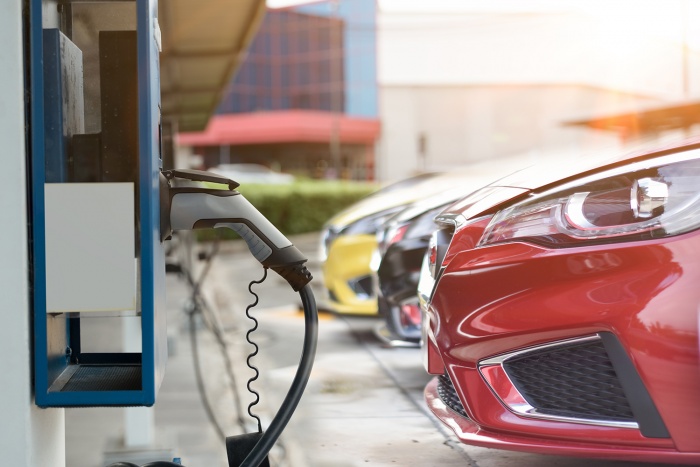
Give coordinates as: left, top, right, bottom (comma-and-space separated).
419, 138, 700, 464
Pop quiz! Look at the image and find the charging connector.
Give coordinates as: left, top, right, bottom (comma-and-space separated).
161, 170, 312, 291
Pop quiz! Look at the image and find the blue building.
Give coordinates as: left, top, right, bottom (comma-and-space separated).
180, 0, 380, 180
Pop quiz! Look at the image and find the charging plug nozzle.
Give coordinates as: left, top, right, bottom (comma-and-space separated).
160, 169, 312, 291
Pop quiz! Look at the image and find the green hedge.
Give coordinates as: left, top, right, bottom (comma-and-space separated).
197, 180, 377, 241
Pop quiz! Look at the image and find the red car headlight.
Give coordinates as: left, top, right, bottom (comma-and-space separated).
479, 149, 700, 248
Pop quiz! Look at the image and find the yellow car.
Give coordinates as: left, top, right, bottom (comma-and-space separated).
321, 203, 404, 315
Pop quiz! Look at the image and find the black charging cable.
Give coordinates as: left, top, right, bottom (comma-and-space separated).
227, 283, 317, 467
174, 231, 319, 467
180, 235, 319, 467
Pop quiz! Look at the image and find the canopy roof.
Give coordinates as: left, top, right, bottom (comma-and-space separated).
159, 0, 266, 131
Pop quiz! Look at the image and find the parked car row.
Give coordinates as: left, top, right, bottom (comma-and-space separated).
321, 138, 700, 464
320, 158, 531, 319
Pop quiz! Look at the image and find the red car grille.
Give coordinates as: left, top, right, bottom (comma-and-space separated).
503, 340, 636, 423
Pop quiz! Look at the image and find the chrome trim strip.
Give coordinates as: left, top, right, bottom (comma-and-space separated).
478, 334, 640, 430
503, 401, 639, 430
479, 335, 601, 366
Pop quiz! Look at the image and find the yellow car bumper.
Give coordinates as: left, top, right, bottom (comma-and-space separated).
322, 233, 378, 316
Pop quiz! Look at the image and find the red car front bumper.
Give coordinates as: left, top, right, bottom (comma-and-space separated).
424, 223, 700, 463
425, 377, 700, 464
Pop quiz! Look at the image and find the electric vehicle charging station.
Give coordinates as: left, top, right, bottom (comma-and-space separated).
30, 0, 166, 408
27, 1, 317, 465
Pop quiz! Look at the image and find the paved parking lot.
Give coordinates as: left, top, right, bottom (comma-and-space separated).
66, 233, 687, 467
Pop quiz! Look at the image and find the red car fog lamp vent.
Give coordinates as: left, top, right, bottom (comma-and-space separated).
478, 335, 640, 430
436, 374, 468, 418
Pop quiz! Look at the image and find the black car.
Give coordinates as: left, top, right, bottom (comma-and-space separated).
374, 193, 463, 345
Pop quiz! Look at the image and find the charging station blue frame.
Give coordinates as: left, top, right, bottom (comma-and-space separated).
30, 0, 167, 407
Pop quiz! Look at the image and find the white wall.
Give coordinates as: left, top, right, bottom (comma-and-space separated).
375, 7, 700, 181
0, 2, 66, 467
377, 84, 660, 181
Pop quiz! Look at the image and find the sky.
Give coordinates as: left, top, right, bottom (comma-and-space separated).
266, 0, 700, 48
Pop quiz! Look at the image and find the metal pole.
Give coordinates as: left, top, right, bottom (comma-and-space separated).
329, 0, 342, 179
220, 144, 231, 165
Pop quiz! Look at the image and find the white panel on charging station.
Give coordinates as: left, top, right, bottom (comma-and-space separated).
45, 183, 136, 314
